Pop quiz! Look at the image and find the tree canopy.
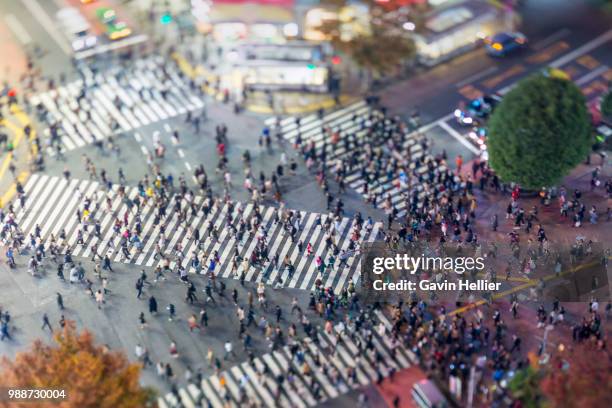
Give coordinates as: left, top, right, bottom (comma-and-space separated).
0, 322, 153, 408
319, 0, 420, 75
508, 344, 611, 407
487, 73, 592, 189
508, 366, 544, 408
540, 343, 612, 407
336, 26, 416, 75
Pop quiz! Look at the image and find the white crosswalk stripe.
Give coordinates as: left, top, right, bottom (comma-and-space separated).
31, 56, 205, 153
267, 102, 453, 218
158, 311, 414, 408
13, 175, 381, 293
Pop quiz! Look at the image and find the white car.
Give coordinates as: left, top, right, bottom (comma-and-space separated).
56, 7, 97, 52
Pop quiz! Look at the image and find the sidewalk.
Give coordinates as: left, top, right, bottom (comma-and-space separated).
0, 99, 36, 208
374, 366, 424, 408
459, 155, 611, 245
244, 91, 354, 115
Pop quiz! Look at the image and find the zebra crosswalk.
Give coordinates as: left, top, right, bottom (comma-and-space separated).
266, 101, 372, 158
266, 102, 452, 218
158, 310, 416, 408
12, 175, 380, 293
30, 56, 205, 153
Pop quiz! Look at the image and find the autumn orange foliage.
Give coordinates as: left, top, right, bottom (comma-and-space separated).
540, 341, 612, 408
0, 321, 154, 408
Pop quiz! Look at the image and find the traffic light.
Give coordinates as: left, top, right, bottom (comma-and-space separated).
160, 13, 172, 25
331, 55, 341, 65
307, 63, 316, 70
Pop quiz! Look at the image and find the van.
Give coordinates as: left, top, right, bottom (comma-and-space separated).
412, 379, 449, 408
56, 8, 97, 52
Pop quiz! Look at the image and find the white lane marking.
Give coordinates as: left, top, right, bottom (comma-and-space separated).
140, 145, 148, 155
550, 29, 612, 68
164, 123, 172, 133
498, 83, 516, 95
438, 121, 480, 155
4, 14, 32, 44
532, 28, 572, 51
185, 162, 192, 171
455, 66, 499, 88
397, 112, 456, 145
20, 0, 71, 54
177, 149, 185, 158
423, 113, 454, 132
134, 132, 142, 142
74, 34, 148, 60
575, 65, 609, 86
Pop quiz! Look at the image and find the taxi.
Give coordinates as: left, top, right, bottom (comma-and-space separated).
96, 7, 132, 40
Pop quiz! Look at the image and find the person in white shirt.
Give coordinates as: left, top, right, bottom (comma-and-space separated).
224, 340, 235, 360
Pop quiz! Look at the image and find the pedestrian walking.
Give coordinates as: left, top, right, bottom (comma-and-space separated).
56, 292, 64, 310
188, 314, 200, 332
41, 313, 53, 332
139, 312, 147, 329
95, 290, 104, 309
223, 340, 236, 360
136, 278, 144, 299
200, 309, 208, 327
0, 320, 10, 341
149, 296, 158, 314
167, 304, 176, 321
169, 341, 179, 358
207, 347, 215, 368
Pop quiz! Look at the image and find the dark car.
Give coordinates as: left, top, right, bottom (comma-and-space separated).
485, 32, 527, 56
467, 94, 503, 118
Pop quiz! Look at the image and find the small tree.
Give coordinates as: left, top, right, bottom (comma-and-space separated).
0, 322, 154, 408
508, 366, 544, 408
601, 86, 612, 119
540, 343, 612, 408
487, 73, 592, 189
338, 26, 416, 76
320, 0, 419, 79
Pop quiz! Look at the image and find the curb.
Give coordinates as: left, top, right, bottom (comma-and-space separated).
171, 52, 222, 99
245, 94, 355, 116
0, 171, 29, 208
0, 103, 35, 208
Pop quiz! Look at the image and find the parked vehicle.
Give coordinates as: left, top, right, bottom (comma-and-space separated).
56, 7, 97, 52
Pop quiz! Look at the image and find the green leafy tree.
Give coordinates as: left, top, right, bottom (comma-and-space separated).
487, 73, 592, 189
508, 366, 544, 408
601, 86, 612, 119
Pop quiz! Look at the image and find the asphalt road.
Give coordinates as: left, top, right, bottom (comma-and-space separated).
378, 0, 612, 123
0, 0, 151, 84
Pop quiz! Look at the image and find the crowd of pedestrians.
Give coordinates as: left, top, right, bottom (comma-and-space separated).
0, 51, 610, 408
